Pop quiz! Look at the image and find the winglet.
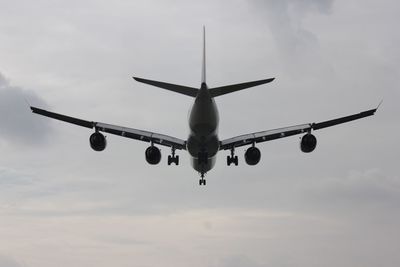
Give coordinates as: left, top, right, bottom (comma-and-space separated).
23, 96, 31, 109
201, 26, 206, 85
376, 99, 383, 110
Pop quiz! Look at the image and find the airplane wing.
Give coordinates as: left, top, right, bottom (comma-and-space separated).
219, 107, 378, 150
31, 107, 187, 150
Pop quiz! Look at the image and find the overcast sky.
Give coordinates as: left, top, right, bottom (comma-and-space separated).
0, 0, 399, 266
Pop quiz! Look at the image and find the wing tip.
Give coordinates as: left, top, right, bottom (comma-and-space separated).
370, 99, 383, 115
376, 99, 383, 111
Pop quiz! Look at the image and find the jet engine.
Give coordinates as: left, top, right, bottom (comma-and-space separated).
90, 132, 107, 151
245, 146, 261, 165
145, 146, 161, 165
300, 133, 317, 153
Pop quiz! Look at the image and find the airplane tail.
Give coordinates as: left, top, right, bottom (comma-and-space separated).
133, 27, 275, 98
131, 27, 206, 98
202, 26, 275, 97
202, 26, 206, 85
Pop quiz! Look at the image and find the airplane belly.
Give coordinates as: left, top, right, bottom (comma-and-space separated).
187, 134, 219, 157
191, 155, 216, 173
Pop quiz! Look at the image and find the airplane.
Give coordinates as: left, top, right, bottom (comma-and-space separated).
30, 28, 378, 186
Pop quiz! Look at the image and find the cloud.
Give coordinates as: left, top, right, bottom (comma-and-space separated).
213, 255, 263, 267
305, 168, 400, 215
250, 0, 334, 76
0, 1, 397, 267
0, 72, 51, 146
0, 255, 23, 267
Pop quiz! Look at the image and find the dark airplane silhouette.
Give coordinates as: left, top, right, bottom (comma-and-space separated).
30, 27, 378, 185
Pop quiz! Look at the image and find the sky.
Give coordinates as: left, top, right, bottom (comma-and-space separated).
0, 0, 399, 266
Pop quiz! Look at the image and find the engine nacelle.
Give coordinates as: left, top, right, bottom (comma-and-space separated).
90, 132, 107, 151
245, 147, 261, 165
300, 133, 317, 153
145, 146, 161, 165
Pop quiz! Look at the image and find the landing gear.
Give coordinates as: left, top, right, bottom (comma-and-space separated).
196, 151, 208, 186
199, 178, 206, 186
227, 147, 238, 166
199, 172, 206, 186
167, 147, 179, 165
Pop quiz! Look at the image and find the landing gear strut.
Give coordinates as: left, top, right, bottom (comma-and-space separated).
227, 147, 238, 166
198, 152, 207, 186
168, 147, 179, 165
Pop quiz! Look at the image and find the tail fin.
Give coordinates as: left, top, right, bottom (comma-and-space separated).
201, 26, 206, 85
209, 78, 275, 97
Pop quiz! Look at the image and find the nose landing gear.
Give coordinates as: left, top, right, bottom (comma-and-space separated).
199, 172, 206, 186
198, 152, 208, 186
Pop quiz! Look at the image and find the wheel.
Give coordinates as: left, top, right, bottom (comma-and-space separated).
167, 155, 172, 165
234, 156, 238, 166
199, 179, 206, 186
227, 156, 231, 166
175, 155, 179, 165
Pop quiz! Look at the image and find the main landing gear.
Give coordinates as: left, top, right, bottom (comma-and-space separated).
168, 147, 179, 165
227, 147, 238, 166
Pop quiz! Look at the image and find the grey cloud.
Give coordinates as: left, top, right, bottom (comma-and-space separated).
0, 73, 51, 146
0, 255, 24, 267
250, 0, 334, 76
0, 166, 35, 186
213, 255, 263, 267
304, 169, 400, 214
0, 1, 397, 266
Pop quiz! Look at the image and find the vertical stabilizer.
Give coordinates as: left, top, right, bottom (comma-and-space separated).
201, 26, 206, 85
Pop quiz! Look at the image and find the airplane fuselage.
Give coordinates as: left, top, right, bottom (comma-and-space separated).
187, 83, 219, 174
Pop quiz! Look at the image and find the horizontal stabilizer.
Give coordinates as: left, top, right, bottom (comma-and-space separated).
133, 77, 199, 97
209, 78, 275, 97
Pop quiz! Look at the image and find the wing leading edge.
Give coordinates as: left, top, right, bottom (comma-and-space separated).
220, 107, 378, 150
31, 107, 186, 150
